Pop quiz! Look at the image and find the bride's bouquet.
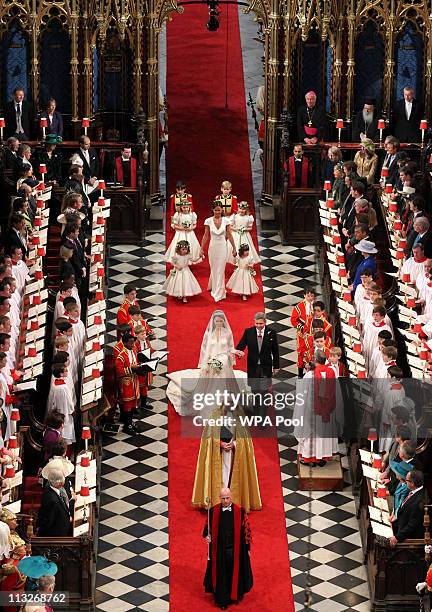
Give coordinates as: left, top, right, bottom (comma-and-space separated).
207, 357, 223, 374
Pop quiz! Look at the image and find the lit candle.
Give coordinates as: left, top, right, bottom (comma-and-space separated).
378, 119, 385, 145
39, 117, 48, 139
82, 117, 90, 136
323, 180, 332, 200
336, 118, 343, 144
39, 163, 47, 183
420, 119, 428, 146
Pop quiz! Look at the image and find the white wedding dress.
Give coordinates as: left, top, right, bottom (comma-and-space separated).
167, 312, 248, 417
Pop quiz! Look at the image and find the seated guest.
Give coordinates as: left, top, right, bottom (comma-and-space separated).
3, 213, 28, 259
353, 138, 378, 184
39, 98, 63, 137
296, 90, 327, 144
37, 469, 73, 537
381, 136, 401, 186
32, 134, 63, 184
404, 195, 427, 242
392, 86, 422, 143
322, 146, 342, 183
286, 143, 311, 188
346, 223, 370, 274
338, 172, 356, 219
352, 98, 379, 143
2, 137, 19, 170
389, 469, 424, 545
76, 135, 99, 184
115, 145, 137, 187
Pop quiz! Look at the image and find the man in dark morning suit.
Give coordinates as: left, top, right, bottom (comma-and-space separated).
2, 137, 20, 170
37, 469, 73, 537
389, 469, 425, 546
392, 86, 423, 143
381, 136, 402, 186
4, 87, 33, 140
3, 214, 28, 258
236, 312, 280, 419
76, 135, 99, 183
39, 98, 64, 137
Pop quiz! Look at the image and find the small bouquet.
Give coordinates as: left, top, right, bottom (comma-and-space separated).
249, 268, 256, 276
207, 357, 223, 374
181, 220, 191, 229
170, 269, 176, 277
237, 227, 246, 236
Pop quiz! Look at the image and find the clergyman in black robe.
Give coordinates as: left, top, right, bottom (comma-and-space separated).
203, 488, 253, 609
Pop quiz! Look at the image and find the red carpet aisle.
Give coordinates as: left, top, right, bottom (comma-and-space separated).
166, 5, 294, 610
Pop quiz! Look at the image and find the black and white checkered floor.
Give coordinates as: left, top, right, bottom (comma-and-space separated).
94, 233, 370, 611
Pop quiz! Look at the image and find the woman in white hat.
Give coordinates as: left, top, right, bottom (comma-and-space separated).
352, 239, 377, 293
354, 137, 378, 184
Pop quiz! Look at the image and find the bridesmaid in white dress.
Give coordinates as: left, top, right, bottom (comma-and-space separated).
165, 201, 200, 263
200, 202, 237, 302
227, 201, 260, 264
163, 240, 202, 303
227, 244, 259, 300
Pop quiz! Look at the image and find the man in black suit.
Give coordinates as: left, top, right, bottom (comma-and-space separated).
2, 137, 19, 170
3, 213, 28, 258
236, 312, 280, 419
4, 87, 33, 140
392, 86, 423, 143
390, 469, 424, 545
76, 135, 99, 183
352, 99, 379, 143
38, 469, 73, 537
381, 136, 401, 186
39, 98, 64, 137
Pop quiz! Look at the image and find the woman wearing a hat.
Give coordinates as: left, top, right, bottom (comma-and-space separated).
389, 459, 411, 519
354, 137, 378, 184
351, 239, 377, 293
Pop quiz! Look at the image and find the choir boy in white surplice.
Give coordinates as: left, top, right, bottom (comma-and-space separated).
354, 268, 373, 315
363, 305, 393, 365
46, 366, 75, 444
293, 350, 340, 467
63, 299, 86, 370
379, 366, 405, 453
369, 330, 393, 377
401, 243, 428, 287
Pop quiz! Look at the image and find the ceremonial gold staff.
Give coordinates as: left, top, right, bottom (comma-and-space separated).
206, 496, 211, 561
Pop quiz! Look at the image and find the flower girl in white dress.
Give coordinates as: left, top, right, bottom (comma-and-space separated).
163, 240, 202, 303
227, 201, 260, 264
227, 244, 259, 300
165, 201, 200, 263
